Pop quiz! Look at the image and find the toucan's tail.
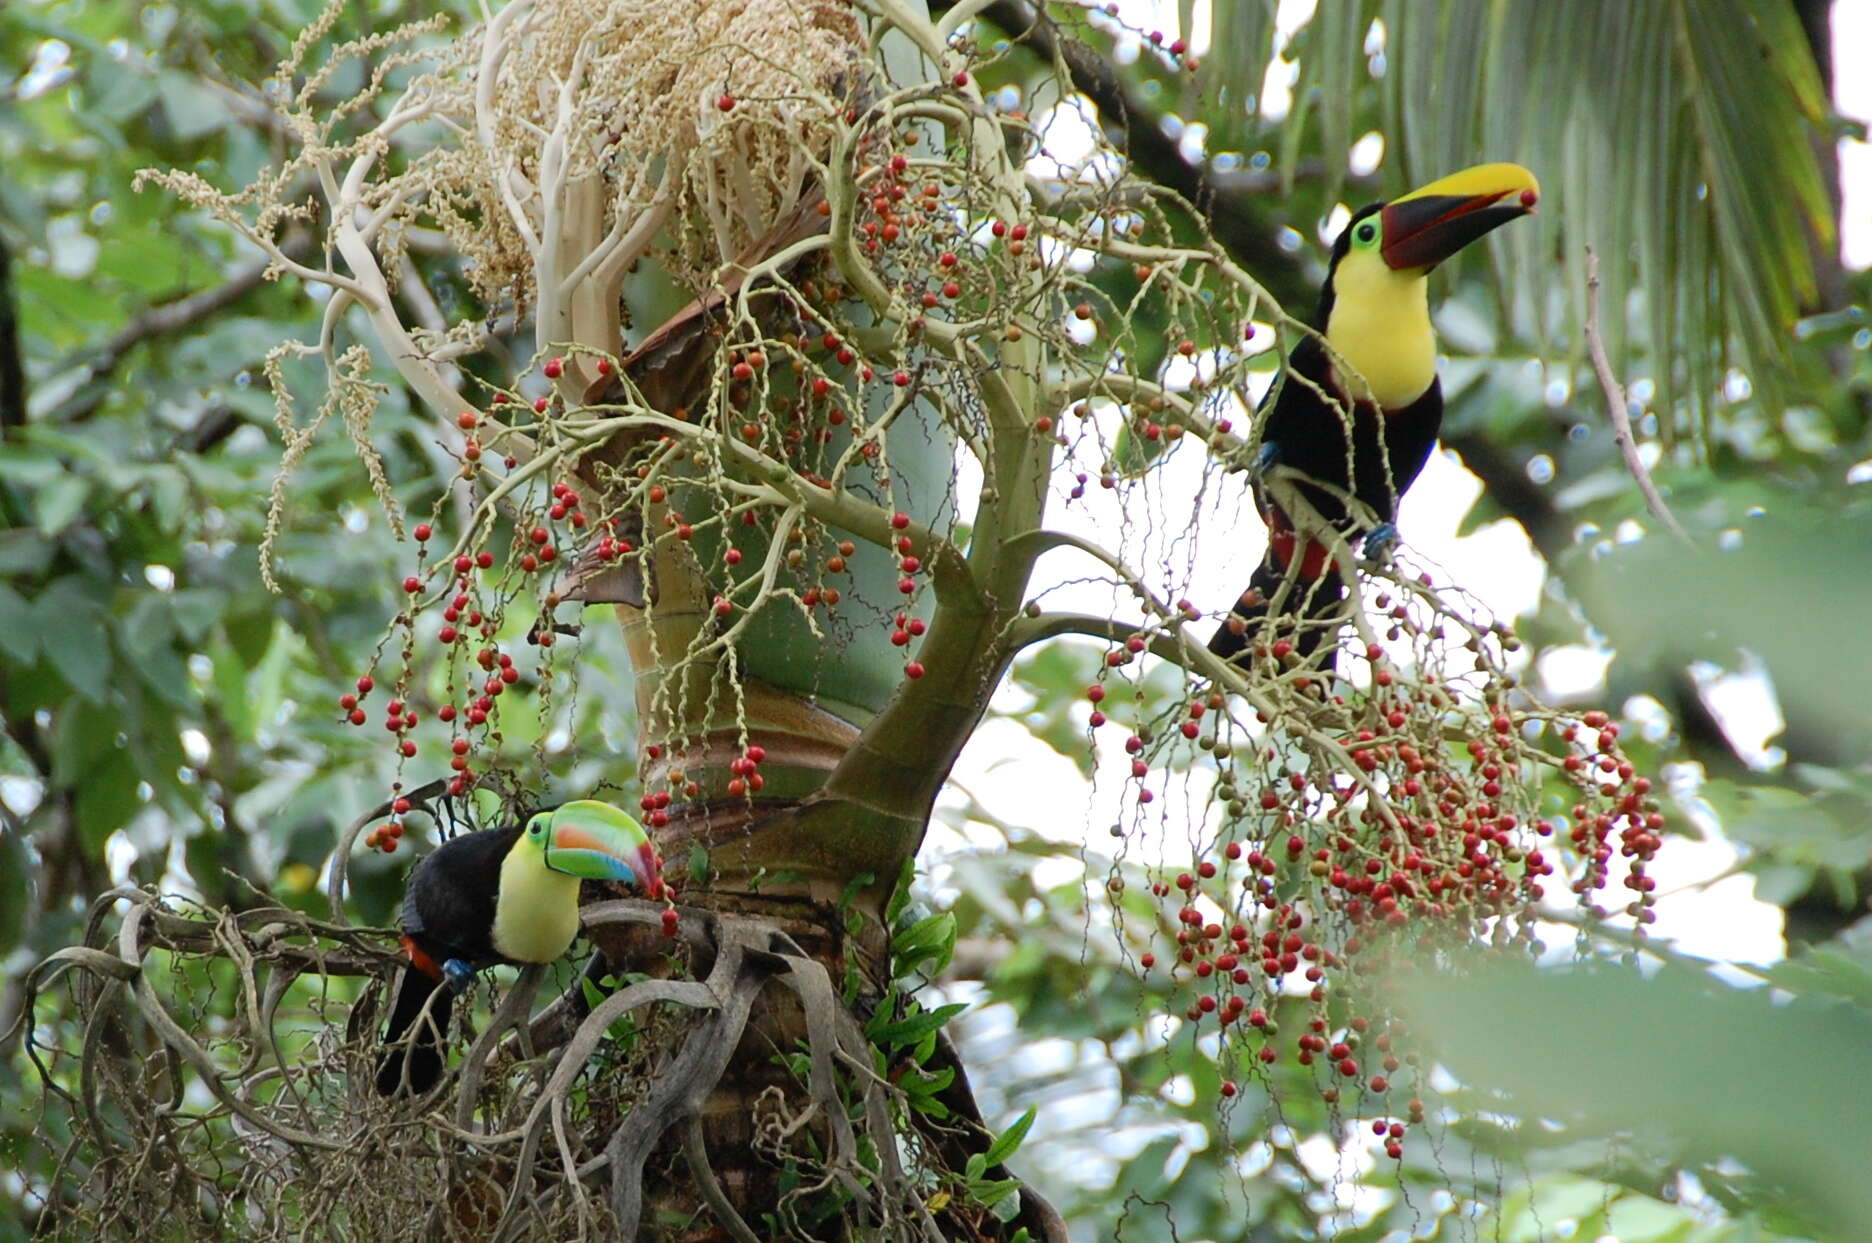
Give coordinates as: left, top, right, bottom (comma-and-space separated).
375, 966, 452, 1095
1208, 557, 1345, 669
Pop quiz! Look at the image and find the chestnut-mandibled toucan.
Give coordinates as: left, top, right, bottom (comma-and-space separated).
1209, 162, 1540, 666
374, 800, 660, 1096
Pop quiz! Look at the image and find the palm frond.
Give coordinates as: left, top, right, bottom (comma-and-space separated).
1310, 0, 1833, 434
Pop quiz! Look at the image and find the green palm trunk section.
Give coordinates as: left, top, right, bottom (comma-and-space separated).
600, 300, 956, 900
617, 406, 953, 801
591, 0, 1047, 912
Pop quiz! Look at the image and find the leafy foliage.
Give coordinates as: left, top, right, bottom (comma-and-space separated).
3, 2, 1868, 1242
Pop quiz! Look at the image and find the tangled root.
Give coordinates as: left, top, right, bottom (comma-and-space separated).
15, 890, 1063, 1242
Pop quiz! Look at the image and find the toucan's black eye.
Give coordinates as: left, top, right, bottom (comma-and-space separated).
1356, 223, 1377, 244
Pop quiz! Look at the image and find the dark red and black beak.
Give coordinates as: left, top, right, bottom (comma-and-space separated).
1380, 162, 1540, 272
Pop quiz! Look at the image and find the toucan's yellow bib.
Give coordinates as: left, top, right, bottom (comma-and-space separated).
491, 841, 582, 964
1324, 250, 1435, 411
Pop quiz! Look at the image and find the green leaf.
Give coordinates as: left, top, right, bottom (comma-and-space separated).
582, 977, 641, 1045
885, 856, 915, 925
224, 609, 276, 668
74, 748, 141, 850
0, 823, 29, 955
891, 911, 956, 975
34, 579, 111, 703
0, 529, 55, 576
982, 1105, 1035, 1168
900, 1064, 955, 1100
32, 475, 90, 535
170, 588, 227, 642
131, 643, 190, 709
967, 1177, 1020, 1211
0, 583, 40, 663
1397, 957, 1872, 1239
154, 69, 234, 140
0, 446, 67, 488
867, 1001, 968, 1048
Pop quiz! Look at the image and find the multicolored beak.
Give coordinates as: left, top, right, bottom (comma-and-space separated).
1380, 162, 1539, 272
537, 800, 661, 891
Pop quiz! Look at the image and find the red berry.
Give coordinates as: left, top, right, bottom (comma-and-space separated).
414, 523, 432, 541
905, 661, 925, 679
543, 357, 563, 379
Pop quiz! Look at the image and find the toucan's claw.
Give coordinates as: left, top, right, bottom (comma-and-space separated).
1363, 523, 1399, 559
442, 958, 476, 995
1250, 441, 1281, 480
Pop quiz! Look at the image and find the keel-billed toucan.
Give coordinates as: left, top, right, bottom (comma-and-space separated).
1210, 162, 1539, 666
374, 800, 660, 1096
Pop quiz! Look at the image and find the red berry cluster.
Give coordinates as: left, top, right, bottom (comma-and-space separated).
1098, 594, 1665, 1157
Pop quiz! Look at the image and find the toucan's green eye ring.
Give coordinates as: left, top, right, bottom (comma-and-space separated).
528, 816, 547, 838
1354, 221, 1378, 246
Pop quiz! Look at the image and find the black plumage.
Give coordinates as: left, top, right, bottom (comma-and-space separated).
1206, 164, 1539, 669
1210, 210, 1444, 668
374, 826, 521, 1096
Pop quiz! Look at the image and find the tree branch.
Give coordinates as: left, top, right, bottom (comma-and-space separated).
49, 234, 312, 426
1584, 247, 1692, 544
960, 0, 1313, 310
1440, 430, 1569, 562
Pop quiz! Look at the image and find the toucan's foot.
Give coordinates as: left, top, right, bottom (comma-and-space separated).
442, 958, 476, 995
1362, 523, 1399, 559
1250, 440, 1281, 480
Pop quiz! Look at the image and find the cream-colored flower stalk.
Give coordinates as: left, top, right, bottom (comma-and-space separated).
138, 0, 865, 582
151, 0, 863, 364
